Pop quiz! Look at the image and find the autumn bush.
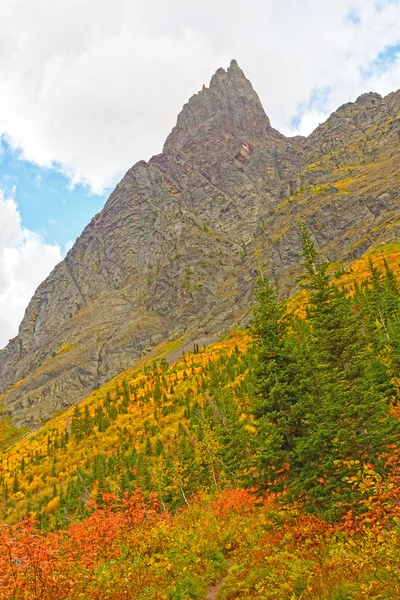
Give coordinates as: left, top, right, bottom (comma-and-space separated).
1, 238, 400, 598
2, 486, 400, 599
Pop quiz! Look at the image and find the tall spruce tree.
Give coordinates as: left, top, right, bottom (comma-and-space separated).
251, 274, 311, 489
252, 227, 400, 519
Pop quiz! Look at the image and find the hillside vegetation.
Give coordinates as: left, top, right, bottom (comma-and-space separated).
1, 235, 400, 598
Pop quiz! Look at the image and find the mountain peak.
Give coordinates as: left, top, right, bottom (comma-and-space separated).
2, 56, 399, 433
163, 60, 272, 154
209, 58, 244, 81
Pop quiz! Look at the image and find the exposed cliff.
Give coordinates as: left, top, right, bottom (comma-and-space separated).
1, 60, 399, 428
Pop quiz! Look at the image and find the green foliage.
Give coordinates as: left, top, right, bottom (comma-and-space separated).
2, 236, 400, 596
252, 226, 400, 519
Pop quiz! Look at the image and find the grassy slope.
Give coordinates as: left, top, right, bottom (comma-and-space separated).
0, 331, 251, 525
1, 246, 400, 598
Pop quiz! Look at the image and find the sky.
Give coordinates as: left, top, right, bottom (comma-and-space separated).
0, 0, 400, 349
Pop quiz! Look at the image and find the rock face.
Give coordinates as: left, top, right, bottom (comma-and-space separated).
1, 60, 400, 428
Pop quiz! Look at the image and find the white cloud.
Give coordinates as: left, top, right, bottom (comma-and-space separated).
0, 0, 398, 348
64, 240, 74, 255
293, 111, 331, 137
0, 0, 398, 192
0, 191, 62, 349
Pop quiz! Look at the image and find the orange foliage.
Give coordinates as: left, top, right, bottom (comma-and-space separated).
0, 490, 166, 600
1, 480, 400, 599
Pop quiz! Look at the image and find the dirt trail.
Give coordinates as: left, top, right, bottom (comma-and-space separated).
165, 336, 220, 365
206, 580, 223, 600
206, 576, 227, 600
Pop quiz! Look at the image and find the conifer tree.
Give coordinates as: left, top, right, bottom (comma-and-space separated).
252, 226, 400, 519
12, 472, 19, 494
298, 227, 399, 515
251, 274, 308, 488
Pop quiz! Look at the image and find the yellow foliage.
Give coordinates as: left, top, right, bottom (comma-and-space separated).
244, 424, 257, 435
46, 496, 60, 513
53, 344, 76, 357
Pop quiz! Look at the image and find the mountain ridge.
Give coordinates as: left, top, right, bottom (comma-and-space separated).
1, 60, 400, 429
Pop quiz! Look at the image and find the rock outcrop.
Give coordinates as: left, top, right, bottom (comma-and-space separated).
1, 60, 400, 428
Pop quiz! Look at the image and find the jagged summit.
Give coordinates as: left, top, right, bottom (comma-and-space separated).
163, 60, 273, 154
1, 59, 399, 430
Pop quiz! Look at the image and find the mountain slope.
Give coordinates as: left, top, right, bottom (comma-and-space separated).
1, 245, 400, 600
2, 243, 400, 526
1, 60, 400, 429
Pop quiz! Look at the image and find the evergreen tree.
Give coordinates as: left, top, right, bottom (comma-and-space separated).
251, 274, 310, 489
12, 472, 19, 494
252, 227, 400, 519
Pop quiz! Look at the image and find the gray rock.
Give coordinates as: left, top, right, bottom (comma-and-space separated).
1, 61, 399, 429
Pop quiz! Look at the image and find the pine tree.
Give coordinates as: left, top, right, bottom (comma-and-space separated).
252, 227, 400, 519
71, 406, 84, 440
296, 227, 399, 516
153, 378, 162, 405
12, 472, 19, 494
251, 274, 309, 489
155, 438, 164, 456
83, 405, 93, 434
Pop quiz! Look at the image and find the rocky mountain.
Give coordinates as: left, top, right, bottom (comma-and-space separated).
1, 59, 400, 429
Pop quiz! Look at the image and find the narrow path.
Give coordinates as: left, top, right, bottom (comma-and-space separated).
206, 557, 232, 599
165, 336, 219, 365
206, 579, 223, 600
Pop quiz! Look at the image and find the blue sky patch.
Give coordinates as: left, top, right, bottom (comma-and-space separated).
290, 86, 332, 130
361, 43, 400, 78
0, 139, 107, 249
375, 43, 400, 67
347, 9, 361, 25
